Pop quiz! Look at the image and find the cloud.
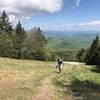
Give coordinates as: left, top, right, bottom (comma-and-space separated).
0, 0, 63, 21
75, 0, 81, 7
72, 20, 100, 31
38, 22, 74, 31
77, 20, 100, 26
39, 20, 100, 31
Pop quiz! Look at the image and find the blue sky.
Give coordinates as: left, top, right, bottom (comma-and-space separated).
0, 0, 100, 31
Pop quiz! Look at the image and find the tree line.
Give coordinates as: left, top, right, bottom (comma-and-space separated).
77, 36, 100, 66
1, 10, 99, 62
0, 10, 55, 61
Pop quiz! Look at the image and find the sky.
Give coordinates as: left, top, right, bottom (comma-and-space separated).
0, 0, 100, 31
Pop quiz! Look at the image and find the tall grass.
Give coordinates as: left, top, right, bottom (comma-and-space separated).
53, 63, 100, 100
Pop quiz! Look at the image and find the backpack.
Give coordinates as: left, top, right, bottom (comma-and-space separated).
58, 59, 63, 64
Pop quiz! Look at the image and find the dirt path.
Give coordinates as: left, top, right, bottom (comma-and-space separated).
31, 73, 55, 100
64, 61, 82, 65
30, 61, 80, 100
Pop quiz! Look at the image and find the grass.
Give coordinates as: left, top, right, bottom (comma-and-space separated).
53, 63, 100, 100
0, 57, 100, 100
0, 57, 54, 100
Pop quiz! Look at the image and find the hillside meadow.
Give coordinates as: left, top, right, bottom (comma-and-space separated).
0, 57, 53, 100
0, 57, 100, 100
53, 62, 100, 100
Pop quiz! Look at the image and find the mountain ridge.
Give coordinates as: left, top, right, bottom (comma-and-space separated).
43, 30, 100, 50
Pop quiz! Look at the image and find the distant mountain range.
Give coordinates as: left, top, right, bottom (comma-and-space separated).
43, 30, 100, 51
28, 27, 100, 51
44, 30, 100, 39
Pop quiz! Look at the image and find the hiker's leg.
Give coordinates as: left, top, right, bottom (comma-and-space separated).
59, 66, 61, 73
60, 67, 62, 73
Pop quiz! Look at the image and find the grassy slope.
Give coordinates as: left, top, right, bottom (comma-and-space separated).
53, 63, 100, 100
0, 57, 100, 100
0, 57, 53, 100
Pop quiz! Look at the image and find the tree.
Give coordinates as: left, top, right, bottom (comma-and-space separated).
15, 21, 26, 59
95, 45, 100, 66
0, 32, 14, 57
32, 27, 46, 60
0, 10, 13, 34
85, 36, 99, 65
76, 48, 85, 62
0, 10, 14, 58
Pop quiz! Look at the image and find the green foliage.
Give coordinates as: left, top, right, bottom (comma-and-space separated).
15, 21, 26, 59
31, 27, 47, 60
77, 36, 100, 66
0, 10, 94, 61
95, 45, 100, 65
0, 32, 14, 57
0, 10, 14, 58
76, 48, 86, 62
54, 50, 77, 61
0, 10, 13, 34
85, 36, 100, 65
46, 37, 91, 51
1, 10, 100, 63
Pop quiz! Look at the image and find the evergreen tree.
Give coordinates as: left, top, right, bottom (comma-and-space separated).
0, 10, 13, 34
32, 27, 46, 60
0, 32, 14, 57
85, 36, 99, 65
0, 10, 14, 57
95, 45, 100, 66
76, 48, 85, 62
15, 21, 26, 59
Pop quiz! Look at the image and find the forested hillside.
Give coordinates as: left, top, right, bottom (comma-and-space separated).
44, 31, 100, 50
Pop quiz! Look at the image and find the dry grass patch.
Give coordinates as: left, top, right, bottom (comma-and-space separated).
0, 57, 53, 100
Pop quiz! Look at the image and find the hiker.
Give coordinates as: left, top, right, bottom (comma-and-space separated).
56, 58, 64, 73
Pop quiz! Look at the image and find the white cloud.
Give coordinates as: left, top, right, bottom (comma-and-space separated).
71, 20, 100, 31
77, 20, 100, 26
39, 20, 100, 31
38, 23, 74, 31
0, 0, 63, 21
75, 0, 81, 7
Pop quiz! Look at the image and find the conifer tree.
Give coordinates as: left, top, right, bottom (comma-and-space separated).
0, 10, 14, 57
85, 36, 99, 65
33, 27, 46, 60
76, 48, 85, 62
95, 44, 100, 66
15, 21, 26, 59
0, 10, 13, 34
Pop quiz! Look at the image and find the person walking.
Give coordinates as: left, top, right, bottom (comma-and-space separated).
56, 58, 64, 73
